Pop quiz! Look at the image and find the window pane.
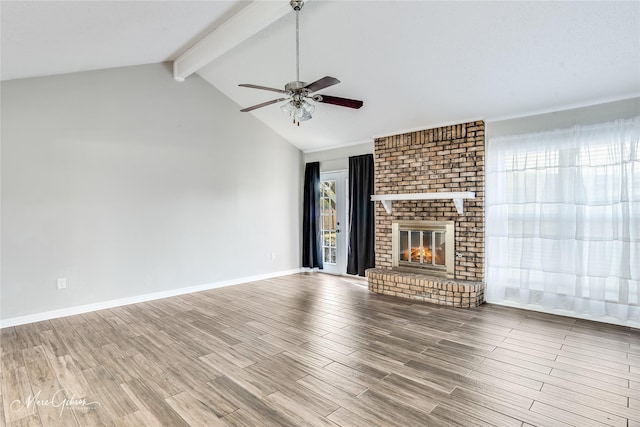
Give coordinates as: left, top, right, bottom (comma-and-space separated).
400, 231, 408, 261
324, 247, 331, 264
434, 232, 445, 265
327, 211, 336, 230
328, 232, 336, 248
323, 214, 333, 230
422, 231, 433, 264
320, 182, 328, 197
410, 232, 421, 262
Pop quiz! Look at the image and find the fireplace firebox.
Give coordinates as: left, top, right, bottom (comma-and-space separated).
392, 220, 455, 278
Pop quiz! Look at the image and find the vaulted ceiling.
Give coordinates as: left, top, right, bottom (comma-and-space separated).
2, 1, 639, 152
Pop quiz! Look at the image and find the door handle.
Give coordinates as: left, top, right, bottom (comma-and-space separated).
336, 229, 341, 233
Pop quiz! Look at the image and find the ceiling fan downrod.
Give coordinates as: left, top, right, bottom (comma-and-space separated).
291, 0, 304, 83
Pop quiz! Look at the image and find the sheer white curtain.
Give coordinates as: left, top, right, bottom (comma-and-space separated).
486, 117, 640, 325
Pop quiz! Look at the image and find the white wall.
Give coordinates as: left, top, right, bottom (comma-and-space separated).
304, 142, 373, 172
1, 63, 302, 321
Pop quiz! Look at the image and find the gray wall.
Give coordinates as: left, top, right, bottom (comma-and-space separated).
303, 98, 640, 173
1, 63, 302, 320
487, 97, 640, 138
304, 142, 373, 172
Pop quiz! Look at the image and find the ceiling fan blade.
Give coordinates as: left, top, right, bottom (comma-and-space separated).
316, 95, 363, 109
239, 84, 287, 94
304, 76, 340, 93
240, 98, 287, 112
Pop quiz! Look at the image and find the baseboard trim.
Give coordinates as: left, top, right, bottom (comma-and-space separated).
486, 299, 640, 329
0, 269, 302, 328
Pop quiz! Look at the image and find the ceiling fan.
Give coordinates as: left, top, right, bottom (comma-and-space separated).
239, 0, 363, 125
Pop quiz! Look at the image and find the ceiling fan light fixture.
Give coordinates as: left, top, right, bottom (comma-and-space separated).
281, 99, 314, 122
280, 101, 295, 115
297, 110, 312, 122
295, 101, 314, 121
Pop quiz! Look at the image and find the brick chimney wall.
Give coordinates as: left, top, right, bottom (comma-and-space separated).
373, 121, 485, 282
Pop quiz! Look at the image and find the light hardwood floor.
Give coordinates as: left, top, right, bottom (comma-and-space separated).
1, 273, 639, 426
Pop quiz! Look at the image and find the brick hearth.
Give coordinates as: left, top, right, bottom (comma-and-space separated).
367, 269, 484, 308
367, 121, 485, 307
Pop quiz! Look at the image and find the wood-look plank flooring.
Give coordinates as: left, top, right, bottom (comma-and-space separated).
1, 273, 639, 426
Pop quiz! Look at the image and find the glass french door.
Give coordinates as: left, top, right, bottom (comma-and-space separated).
320, 171, 347, 274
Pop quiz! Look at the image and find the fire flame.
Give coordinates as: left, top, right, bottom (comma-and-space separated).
403, 247, 443, 264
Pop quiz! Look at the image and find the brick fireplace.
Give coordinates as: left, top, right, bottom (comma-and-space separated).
366, 121, 485, 307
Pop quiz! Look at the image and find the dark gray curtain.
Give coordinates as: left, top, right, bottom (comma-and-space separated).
302, 162, 323, 269
347, 154, 375, 276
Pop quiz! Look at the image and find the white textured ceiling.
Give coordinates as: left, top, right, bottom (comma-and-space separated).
2, 1, 640, 152
0, 1, 247, 81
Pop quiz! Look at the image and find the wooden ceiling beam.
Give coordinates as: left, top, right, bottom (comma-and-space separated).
173, 1, 295, 82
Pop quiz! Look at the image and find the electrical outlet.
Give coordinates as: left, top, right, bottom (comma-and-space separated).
56, 278, 67, 289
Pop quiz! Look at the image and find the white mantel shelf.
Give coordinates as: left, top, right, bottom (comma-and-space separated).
371, 192, 475, 215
